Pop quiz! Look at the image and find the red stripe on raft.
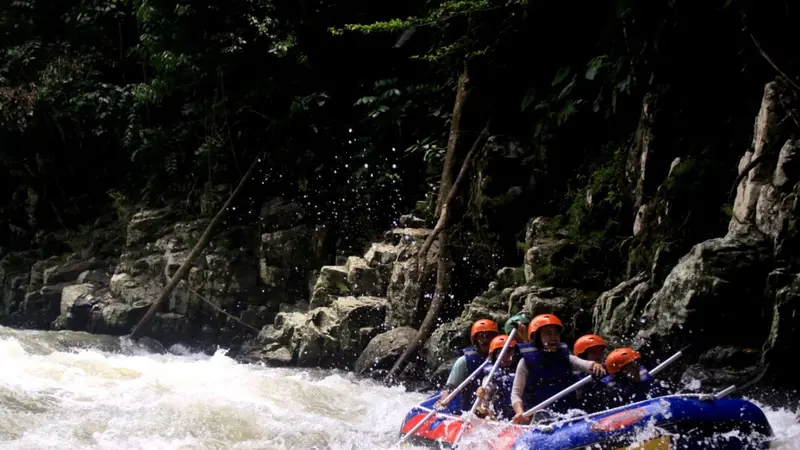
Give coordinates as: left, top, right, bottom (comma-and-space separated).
400, 412, 468, 444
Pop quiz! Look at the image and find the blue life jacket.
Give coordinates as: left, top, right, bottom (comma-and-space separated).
459, 347, 484, 412
575, 374, 606, 413
518, 342, 577, 412
599, 365, 655, 406
480, 364, 516, 420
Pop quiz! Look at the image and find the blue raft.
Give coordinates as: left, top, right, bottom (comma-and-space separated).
399, 392, 775, 449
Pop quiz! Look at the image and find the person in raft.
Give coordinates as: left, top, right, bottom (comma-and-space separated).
504, 312, 531, 343
572, 334, 609, 412
510, 314, 606, 424
573, 334, 608, 364
474, 334, 520, 421
436, 319, 499, 412
598, 347, 664, 408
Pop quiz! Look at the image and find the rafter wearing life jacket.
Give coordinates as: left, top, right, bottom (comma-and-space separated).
475, 334, 520, 421
510, 314, 607, 424
436, 319, 499, 412
599, 347, 665, 408
504, 312, 531, 343
573, 334, 610, 412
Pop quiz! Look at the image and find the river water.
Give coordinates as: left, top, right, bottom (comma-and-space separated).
0, 326, 797, 449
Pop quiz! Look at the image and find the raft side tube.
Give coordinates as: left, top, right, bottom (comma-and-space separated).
399, 393, 470, 448
509, 395, 773, 450
400, 393, 774, 450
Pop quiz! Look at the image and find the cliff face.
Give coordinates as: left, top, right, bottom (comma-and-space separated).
415, 80, 800, 391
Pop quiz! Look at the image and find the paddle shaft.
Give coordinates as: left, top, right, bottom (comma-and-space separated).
522, 347, 687, 418
649, 346, 689, 376
523, 374, 594, 418
398, 357, 491, 444
713, 384, 737, 398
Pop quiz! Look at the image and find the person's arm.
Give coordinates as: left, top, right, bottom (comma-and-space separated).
569, 355, 606, 376
511, 359, 527, 413
475, 375, 495, 415
438, 356, 468, 405
511, 360, 532, 424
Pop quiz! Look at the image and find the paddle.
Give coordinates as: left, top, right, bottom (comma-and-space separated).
398, 356, 492, 444
649, 344, 691, 376
521, 345, 689, 419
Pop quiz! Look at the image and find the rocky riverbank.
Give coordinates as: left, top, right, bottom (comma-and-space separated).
1, 80, 798, 393
0, 197, 329, 350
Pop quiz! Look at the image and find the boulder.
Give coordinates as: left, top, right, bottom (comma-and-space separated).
398, 214, 427, 228
308, 265, 350, 309
125, 208, 175, 248
294, 296, 387, 368
592, 272, 652, 344
760, 270, 800, 386
522, 286, 592, 344
522, 217, 567, 284
636, 230, 773, 355
354, 326, 418, 378
43, 258, 105, 285
252, 296, 388, 369
364, 242, 400, 269
345, 256, 385, 297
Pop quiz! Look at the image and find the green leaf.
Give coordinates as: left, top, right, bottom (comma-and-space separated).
557, 76, 576, 100
551, 66, 571, 86
521, 88, 536, 111
585, 56, 607, 80
593, 91, 603, 113
355, 96, 377, 105
557, 101, 577, 125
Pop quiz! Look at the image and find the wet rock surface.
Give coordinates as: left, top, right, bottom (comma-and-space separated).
593, 82, 800, 389
0, 197, 331, 350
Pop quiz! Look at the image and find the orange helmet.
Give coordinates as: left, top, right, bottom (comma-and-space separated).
470, 319, 499, 343
606, 348, 642, 375
574, 334, 608, 356
489, 335, 517, 354
527, 314, 564, 340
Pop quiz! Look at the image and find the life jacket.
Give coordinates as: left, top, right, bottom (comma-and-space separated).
459, 347, 484, 412
518, 342, 577, 412
575, 373, 606, 413
480, 364, 516, 420
599, 365, 655, 407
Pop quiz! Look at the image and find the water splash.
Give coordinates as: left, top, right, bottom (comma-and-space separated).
0, 327, 426, 449
0, 326, 797, 449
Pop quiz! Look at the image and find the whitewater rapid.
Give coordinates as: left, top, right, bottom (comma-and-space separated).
0, 326, 797, 449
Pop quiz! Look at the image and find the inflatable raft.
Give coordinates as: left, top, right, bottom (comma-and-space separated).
399, 392, 775, 449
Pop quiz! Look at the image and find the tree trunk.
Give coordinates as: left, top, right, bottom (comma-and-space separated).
416, 123, 490, 274
386, 122, 491, 383
435, 63, 471, 218
129, 153, 262, 340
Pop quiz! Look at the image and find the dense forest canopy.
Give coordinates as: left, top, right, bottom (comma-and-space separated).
1, 0, 797, 299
